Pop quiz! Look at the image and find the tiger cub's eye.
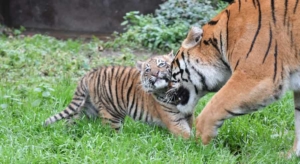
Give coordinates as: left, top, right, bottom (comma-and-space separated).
145, 64, 151, 73
156, 59, 167, 68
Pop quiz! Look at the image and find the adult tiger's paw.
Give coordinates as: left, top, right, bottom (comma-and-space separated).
195, 114, 215, 145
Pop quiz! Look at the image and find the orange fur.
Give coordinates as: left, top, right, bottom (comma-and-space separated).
170, 0, 300, 156
45, 54, 192, 138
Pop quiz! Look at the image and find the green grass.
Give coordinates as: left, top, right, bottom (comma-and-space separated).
0, 34, 299, 163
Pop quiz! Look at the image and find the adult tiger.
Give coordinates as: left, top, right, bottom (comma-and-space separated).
44, 52, 192, 138
169, 0, 300, 157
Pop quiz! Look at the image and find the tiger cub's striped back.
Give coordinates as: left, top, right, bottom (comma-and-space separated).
44, 53, 192, 138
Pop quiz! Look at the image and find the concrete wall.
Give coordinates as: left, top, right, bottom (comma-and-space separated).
2, 0, 164, 34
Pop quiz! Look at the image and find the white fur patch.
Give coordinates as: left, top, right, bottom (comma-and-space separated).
154, 79, 168, 89
290, 71, 300, 91
295, 110, 300, 156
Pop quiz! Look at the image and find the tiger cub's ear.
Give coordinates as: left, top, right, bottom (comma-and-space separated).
182, 26, 203, 49
167, 50, 174, 59
136, 61, 144, 72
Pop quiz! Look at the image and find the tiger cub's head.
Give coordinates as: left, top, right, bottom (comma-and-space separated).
136, 51, 174, 93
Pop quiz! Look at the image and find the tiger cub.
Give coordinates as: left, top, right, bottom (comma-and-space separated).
44, 52, 192, 138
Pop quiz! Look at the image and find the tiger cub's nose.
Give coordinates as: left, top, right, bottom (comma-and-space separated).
151, 71, 159, 77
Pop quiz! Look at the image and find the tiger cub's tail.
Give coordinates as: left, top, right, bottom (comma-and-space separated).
44, 78, 88, 126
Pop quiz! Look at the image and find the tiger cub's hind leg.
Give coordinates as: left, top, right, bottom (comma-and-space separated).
99, 107, 125, 132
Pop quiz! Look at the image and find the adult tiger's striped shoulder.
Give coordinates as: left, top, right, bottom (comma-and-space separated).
169, 0, 300, 157
44, 52, 192, 138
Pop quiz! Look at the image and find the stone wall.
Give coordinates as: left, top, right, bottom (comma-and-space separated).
1, 0, 164, 34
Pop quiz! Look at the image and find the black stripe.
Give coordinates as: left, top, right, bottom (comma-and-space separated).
219, 31, 223, 56
98, 69, 104, 99
176, 56, 188, 82
172, 70, 181, 80
114, 67, 122, 113
271, 0, 276, 24
180, 70, 188, 82
262, 25, 273, 63
108, 118, 120, 124
64, 110, 70, 115
71, 101, 80, 107
225, 10, 230, 52
138, 103, 144, 121
221, 58, 231, 70
174, 117, 187, 123
59, 113, 64, 119
273, 41, 278, 82
106, 68, 124, 118
252, 0, 256, 9
238, 0, 241, 11
234, 59, 240, 71
287, 17, 291, 34
73, 97, 83, 101
145, 110, 149, 122
120, 67, 127, 109
291, 30, 294, 47
175, 59, 181, 75
175, 50, 180, 57
203, 40, 209, 45
132, 100, 139, 120
128, 87, 136, 116
294, 0, 299, 13
105, 104, 123, 121
246, 0, 261, 58
100, 69, 110, 106
284, 0, 288, 26
208, 20, 219, 25
187, 51, 191, 63
194, 85, 198, 95
191, 66, 208, 91
209, 37, 221, 54
181, 51, 185, 61
95, 69, 101, 100
68, 105, 76, 112
126, 71, 134, 108
183, 53, 192, 83
295, 107, 300, 111
225, 109, 246, 116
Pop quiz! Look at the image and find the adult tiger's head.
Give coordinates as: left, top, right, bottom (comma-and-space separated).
136, 51, 174, 93
170, 12, 232, 114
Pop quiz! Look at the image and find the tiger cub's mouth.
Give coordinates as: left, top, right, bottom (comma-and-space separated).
148, 77, 169, 91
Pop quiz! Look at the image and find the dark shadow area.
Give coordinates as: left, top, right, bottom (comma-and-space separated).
1, 0, 164, 38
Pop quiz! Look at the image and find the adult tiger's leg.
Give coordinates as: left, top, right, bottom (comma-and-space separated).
195, 71, 280, 144
289, 92, 300, 157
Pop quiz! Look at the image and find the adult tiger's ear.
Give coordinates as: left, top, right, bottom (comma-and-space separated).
136, 61, 143, 72
182, 26, 203, 49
